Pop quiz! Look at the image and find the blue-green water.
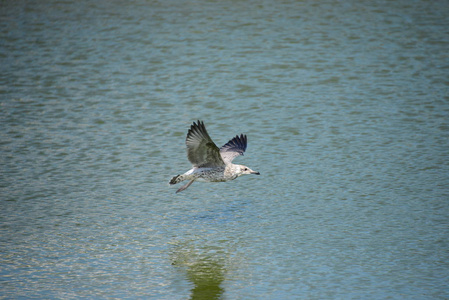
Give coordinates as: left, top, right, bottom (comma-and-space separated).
1, 0, 448, 299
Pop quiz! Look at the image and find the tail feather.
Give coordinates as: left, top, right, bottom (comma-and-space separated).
169, 175, 181, 185
170, 173, 196, 193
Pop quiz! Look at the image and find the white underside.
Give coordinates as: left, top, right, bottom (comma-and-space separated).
183, 167, 224, 182
185, 167, 213, 175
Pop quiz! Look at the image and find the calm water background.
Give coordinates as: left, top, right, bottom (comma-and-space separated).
1, 0, 448, 299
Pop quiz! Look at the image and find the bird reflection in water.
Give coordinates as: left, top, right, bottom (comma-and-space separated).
186, 257, 224, 300
172, 248, 226, 300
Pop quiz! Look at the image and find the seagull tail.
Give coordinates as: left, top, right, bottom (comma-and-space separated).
169, 174, 183, 185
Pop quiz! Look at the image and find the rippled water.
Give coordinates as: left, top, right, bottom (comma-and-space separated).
1, 0, 449, 299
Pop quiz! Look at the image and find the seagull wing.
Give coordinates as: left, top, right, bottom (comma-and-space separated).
219, 134, 247, 164
185, 120, 225, 167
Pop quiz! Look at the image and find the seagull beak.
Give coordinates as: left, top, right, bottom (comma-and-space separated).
252, 171, 260, 175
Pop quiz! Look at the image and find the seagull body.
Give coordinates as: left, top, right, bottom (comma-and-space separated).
170, 120, 260, 193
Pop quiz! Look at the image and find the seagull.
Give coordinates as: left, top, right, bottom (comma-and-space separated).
170, 120, 260, 193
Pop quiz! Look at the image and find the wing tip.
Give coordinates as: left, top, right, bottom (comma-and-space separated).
187, 120, 206, 140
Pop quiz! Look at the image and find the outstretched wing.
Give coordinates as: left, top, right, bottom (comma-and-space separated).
219, 134, 247, 164
185, 120, 225, 167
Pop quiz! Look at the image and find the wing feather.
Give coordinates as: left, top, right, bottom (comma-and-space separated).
185, 120, 225, 167
219, 134, 247, 164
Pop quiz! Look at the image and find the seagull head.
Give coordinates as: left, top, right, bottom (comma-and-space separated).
237, 165, 260, 176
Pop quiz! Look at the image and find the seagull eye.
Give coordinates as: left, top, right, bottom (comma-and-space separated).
244, 168, 248, 171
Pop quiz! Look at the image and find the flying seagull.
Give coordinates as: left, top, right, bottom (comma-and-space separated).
170, 120, 260, 193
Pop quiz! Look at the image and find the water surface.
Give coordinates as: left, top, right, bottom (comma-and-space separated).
1, 0, 448, 299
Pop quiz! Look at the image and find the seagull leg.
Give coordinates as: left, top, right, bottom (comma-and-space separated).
176, 180, 195, 193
